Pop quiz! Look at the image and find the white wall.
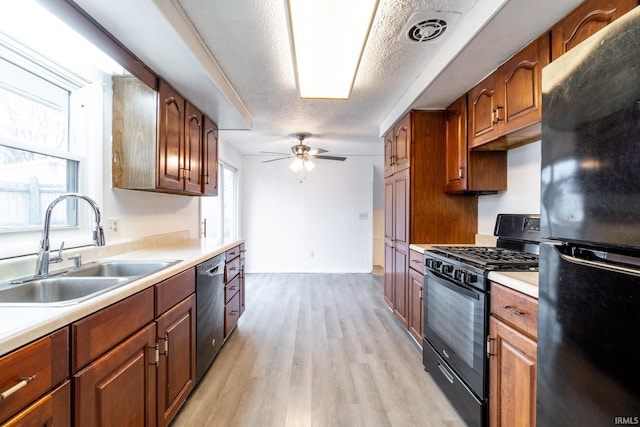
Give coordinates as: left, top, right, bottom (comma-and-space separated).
477, 140, 541, 234
242, 155, 383, 273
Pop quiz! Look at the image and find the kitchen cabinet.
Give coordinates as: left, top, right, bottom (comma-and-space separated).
407, 249, 424, 344
384, 114, 411, 177
468, 33, 550, 150
224, 244, 245, 338
384, 111, 477, 329
154, 269, 196, 427
0, 328, 68, 425
239, 243, 246, 316
112, 76, 219, 195
72, 288, 156, 426
202, 116, 219, 196
551, 0, 638, 60
488, 282, 538, 427
1, 381, 70, 427
444, 94, 507, 193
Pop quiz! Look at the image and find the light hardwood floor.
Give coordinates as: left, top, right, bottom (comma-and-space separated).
173, 273, 465, 427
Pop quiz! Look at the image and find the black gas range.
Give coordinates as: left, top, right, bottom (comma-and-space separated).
422, 214, 540, 427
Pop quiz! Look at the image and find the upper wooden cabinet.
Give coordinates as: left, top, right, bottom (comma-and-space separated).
112, 77, 219, 196
469, 34, 550, 149
445, 94, 507, 193
384, 114, 411, 177
202, 116, 219, 196
551, 0, 638, 60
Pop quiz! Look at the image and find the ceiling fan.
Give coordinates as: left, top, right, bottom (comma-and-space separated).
261, 133, 346, 171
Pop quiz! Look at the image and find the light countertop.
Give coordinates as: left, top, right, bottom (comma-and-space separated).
0, 237, 243, 356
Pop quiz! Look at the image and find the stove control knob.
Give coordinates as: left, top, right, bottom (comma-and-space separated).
455, 270, 467, 283
441, 265, 453, 275
465, 273, 477, 284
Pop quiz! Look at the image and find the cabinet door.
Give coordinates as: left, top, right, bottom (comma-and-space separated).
184, 102, 203, 194
383, 131, 394, 177
156, 295, 196, 427
551, 0, 638, 60
158, 81, 185, 191
499, 34, 549, 136
202, 116, 219, 196
444, 95, 468, 192
74, 323, 157, 427
1, 381, 70, 427
393, 168, 410, 245
468, 71, 501, 148
489, 317, 537, 427
408, 267, 424, 343
393, 114, 411, 173
393, 243, 409, 328
383, 240, 394, 308
384, 176, 394, 240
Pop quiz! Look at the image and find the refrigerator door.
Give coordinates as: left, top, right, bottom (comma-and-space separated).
537, 243, 640, 426
541, 6, 640, 248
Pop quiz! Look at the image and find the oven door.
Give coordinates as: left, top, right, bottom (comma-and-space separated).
423, 269, 488, 398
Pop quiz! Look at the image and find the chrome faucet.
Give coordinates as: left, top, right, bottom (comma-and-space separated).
35, 193, 105, 278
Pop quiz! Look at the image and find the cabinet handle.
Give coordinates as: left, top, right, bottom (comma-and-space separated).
159, 334, 169, 356
492, 106, 504, 125
0, 375, 37, 400
458, 166, 465, 179
487, 335, 495, 358
229, 286, 239, 290
230, 267, 237, 271
502, 305, 524, 316
230, 310, 239, 315
150, 343, 159, 366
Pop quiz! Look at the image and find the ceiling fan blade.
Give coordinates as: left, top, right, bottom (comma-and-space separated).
259, 151, 290, 155
261, 156, 291, 163
312, 155, 347, 161
307, 148, 328, 155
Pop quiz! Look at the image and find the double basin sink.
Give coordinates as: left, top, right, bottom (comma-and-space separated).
0, 260, 181, 306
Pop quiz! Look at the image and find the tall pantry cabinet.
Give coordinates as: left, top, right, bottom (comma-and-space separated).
384, 111, 477, 329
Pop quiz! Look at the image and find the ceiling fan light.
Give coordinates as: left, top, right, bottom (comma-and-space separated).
304, 159, 315, 171
286, 0, 379, 99
290, 157, 304, 171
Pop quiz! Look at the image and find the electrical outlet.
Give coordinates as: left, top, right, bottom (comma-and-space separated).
309, 250, 314, 258
106, 218, 119, 236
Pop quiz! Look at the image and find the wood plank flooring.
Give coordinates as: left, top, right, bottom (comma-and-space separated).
172, 273, 465, 427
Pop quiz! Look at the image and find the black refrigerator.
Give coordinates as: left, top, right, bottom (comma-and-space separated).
538, 6, 640, 426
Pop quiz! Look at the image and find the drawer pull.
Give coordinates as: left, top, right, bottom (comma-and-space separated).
437, 362, 454, 384
0, 375, 37, 400
229, 267, 238, 271
229, 286, 239, 290
503, 305, 524, 316
230, 310, 239, 315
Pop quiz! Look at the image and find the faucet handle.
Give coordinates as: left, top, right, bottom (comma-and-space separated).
67, 254, 82, 270
49, 241, 65, 264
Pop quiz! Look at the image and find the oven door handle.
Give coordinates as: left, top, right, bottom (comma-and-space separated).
426, 270, 480, 300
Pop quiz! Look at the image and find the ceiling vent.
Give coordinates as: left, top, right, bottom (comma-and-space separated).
401, 11, 461, 44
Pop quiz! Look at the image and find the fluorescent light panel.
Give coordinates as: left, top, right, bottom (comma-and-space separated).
286, 0, 379, 99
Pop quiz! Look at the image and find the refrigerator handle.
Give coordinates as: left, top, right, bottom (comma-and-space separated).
554, 244, 640, 275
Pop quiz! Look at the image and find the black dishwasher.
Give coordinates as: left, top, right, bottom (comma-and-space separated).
195, 253, 226, 383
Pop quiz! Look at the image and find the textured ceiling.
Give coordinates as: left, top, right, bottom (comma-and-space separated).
73, 0, 583, 157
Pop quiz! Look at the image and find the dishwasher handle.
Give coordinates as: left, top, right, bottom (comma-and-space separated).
197, 255, 225, 277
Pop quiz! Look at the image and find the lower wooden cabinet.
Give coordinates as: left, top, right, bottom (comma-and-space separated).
407, 266, 424, 343
156, 294, 196, 427
224, 244, 246, 338
1, 381, 70, 427
73, 323, 157, 427
489, 282, 538, 427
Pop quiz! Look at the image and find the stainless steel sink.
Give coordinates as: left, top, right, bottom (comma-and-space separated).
64, 260, 181, 278
0, 277, 129, 306
0, 259, 181, 306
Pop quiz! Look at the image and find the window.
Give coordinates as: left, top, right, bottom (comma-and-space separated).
0, 0, 125, 258
201, 162, 238, 241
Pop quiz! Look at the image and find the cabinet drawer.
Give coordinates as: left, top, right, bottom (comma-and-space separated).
225, 246, 241, 262
0, 328, 68, 424
72, 287, 154, 372
225, 275, 240, 304
155, 268, 195, 316
409, 249, 424, 273
224, 292, 241, 338
490, 282, 538, 339
225, 256, 240, 282
1, 380, 70, 427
